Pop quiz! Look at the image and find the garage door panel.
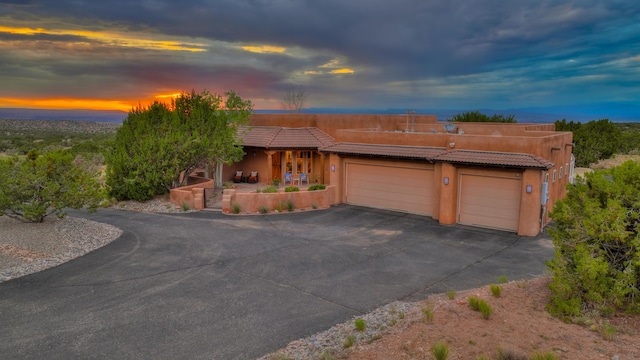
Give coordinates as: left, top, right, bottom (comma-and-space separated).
346, 163, 432, 215
459, 175, 521, 231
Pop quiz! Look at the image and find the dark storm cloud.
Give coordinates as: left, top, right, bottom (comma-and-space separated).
1, 0, 639, 109
15, 0, 640, 79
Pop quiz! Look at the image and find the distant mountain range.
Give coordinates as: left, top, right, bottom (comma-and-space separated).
1, 102, 638, 124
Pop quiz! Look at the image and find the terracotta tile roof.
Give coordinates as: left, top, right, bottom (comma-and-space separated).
434, 150, 554, 169
321, 143, 554, 169
239, 126, 335, 149
319, 142, 447, 160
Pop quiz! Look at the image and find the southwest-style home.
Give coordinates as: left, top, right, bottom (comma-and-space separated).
176, 113, 573, 237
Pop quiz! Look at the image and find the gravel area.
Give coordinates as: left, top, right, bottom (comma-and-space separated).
258, 301, 421, 360
0, 215, 122, 283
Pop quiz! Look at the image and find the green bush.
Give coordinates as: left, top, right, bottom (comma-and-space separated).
232, 202, 241, 214
0, 150, 104, 222
490, 284, 502, 297
307, 184, 326, 191
354, 318, 366, 331
547, 160, 640, 317
431, 342, 450, 360
259, 206, 269, 214
260, 185, 278, 193
284, 186, 299, 192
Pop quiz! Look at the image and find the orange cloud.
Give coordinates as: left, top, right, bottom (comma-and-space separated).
241, 45, 286, 54
0, 25, 206, 52
330, 68, 355, 74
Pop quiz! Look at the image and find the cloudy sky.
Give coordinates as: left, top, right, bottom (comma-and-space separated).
0, 0, 639, 111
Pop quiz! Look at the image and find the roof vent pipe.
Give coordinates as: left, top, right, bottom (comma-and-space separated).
411, 110, 416, 132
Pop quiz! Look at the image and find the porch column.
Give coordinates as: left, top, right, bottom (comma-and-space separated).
265, 150, 276, 184
319, 151, 326, 184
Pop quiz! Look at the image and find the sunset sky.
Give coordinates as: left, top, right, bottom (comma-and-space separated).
1, 0, 639, 112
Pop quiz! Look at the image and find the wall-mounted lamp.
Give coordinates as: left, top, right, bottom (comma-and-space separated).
444, 177, 449, 185
526, 184, 532, 194
331, 165, 336, 172
253, 151, 256, 157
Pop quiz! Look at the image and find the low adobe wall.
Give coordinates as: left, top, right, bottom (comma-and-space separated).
169, 176, 214, 210
222, 185, 339, 214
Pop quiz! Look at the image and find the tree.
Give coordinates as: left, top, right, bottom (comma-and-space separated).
547, 160, 640, 318
555, 119, 621, 167
105, 90, 252, 201
448, 111, 516, 123
281, 87, 306, 113
0, 150, 104, 223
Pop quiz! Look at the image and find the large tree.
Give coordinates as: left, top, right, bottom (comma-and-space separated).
547, 160, 640, 317
0, 150, 104, 223
105, 90, 252, 201
448, 111, 516, 123
555, 119, 622, 167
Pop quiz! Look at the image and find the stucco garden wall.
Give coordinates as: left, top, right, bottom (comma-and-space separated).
222, 185, 338, 214
169, 176, 214, 210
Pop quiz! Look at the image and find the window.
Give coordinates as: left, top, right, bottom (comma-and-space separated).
553, 170, 557, 183
296, 151, 312, 174
545, 173, 549, 183
559, 167, 563, 179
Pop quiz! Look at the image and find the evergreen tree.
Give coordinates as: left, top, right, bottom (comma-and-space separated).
105, 90, 252, 201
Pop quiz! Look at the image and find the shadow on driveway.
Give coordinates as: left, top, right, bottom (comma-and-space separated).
0, 205, 553, 359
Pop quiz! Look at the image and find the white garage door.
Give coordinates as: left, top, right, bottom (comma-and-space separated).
458, 174, 521, 231
346, 163, 433, 215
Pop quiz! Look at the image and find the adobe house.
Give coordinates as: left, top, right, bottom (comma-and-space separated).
221, 113, 573, 236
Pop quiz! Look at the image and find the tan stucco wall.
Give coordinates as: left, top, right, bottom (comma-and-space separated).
222, 186, 339, 213
249, 113, 437, 137
169, 177, 214, 210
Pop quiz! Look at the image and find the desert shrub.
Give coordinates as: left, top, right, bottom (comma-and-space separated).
547, 160, 640, 317
423, 308, 434, 322
431, 342, 450, 360
261, 185, 278, 193
284, 186, 299, 192
311, 203, 318, 209
530, 352, 558, 360
286, 199, 295, 211
468, 296, 480, 310
232, 202, 241, 214
272, 179, 281, 187
354, 318, 366, 331
490, 284, 502, 297
478, 300, 494, 319
259, 206, 269, 214
307, 184, 326, 191
181, 202, 191, 211
343, 335, 355, 348
497, 275, 508, 284
0, 150, 104, 222
447, 291, 456, 300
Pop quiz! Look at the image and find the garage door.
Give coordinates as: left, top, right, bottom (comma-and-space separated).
458, 174, 521, 231
346, 163, 433, 215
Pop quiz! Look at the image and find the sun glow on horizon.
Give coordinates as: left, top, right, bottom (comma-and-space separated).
0, 97, 139, 112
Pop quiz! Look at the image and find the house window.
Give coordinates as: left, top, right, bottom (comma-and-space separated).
553, 170, 557, 183
559, 167, 563, 179
545, 173, 549, 183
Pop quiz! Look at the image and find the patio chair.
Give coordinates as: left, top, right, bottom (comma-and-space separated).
247, 171, 259, 183
284, 172, 292, 185
233, 170, 243, 183
300, 172, 309, 184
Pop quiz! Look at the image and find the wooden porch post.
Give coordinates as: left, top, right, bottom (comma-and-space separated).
265, 150, 276, 184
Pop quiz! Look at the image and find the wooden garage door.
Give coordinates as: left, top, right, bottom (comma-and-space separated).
458, 174, 521, 231
346, 163, 433, 215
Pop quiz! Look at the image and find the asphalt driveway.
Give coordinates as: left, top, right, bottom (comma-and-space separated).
0, 205, 554, 359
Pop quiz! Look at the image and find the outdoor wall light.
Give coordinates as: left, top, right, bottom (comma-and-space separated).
331, 165, 336, 172
253, 151, 256, 157
444, 177, 449, 185
526, 184, 532, 193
